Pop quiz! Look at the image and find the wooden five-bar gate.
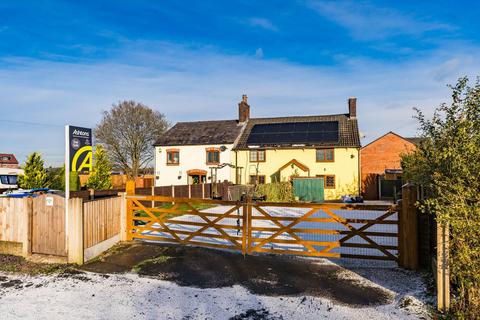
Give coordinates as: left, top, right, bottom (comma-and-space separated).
127, 191, 401, 262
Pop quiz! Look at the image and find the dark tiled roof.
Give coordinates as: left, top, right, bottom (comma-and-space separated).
154, 120, 244, 146
0, 153, 18, 165
234, 114, 360, 149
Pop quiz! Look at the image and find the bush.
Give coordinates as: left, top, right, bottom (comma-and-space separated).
402, 77, 480, 318
255, 182, 294, 202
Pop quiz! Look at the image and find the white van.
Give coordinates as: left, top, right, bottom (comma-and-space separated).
0, 168, 24, 191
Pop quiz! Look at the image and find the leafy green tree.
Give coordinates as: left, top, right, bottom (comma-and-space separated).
402, 77, 480, 318
18, 152, 49, 189
46, 166, 65, 190
86, 145, 112, 190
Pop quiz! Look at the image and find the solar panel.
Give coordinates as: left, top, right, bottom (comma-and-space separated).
246, 121, 339, 146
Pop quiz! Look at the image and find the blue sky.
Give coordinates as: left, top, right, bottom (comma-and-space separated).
1, 1, 479, 166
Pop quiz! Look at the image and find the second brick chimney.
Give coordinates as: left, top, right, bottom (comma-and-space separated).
348, 97, 357, 118
239, 94, 250, 123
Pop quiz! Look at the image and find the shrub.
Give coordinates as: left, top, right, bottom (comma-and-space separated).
255, 182, 294, 202
402, 77, 480, 318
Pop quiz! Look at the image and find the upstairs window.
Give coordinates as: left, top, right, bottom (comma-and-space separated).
166, 149, 179, 165
316, 148, 334, 162
249, 150, 266, 162
1, 156, 11, 161
206, 148, 220, 165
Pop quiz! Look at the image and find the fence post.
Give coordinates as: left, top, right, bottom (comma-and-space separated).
67, 197, 84, 265
151, 185, 155, 208
172, 185, 175, 197
21, 197, 33, 256
125, 180, 135, 241
119, 192, 128, 241
437, 222, 450, 311
398, 184, 419, 269
202, 183, 205, 199
188, 184, 192, 198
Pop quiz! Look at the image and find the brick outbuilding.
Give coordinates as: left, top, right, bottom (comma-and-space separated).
360, 132, 418, 200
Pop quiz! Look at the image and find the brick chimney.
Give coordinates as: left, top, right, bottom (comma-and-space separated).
238, 94, 250, 123
348, 97, 357, 118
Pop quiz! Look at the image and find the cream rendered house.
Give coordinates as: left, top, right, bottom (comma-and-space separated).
232, 98, 361, 200
154, 96, 361, 201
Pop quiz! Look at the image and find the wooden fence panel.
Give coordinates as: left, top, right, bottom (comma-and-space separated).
0, 197, 30, 243
83, 197, 122, 249
191, 184, 203, 198
154, 186, 172, 197
31, 194, 66, 256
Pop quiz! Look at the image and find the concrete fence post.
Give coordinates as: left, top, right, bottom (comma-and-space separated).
21, 197, 33, 256
398, 184, 419, 269
67, 197, 84, 265
437, 222, 450, 311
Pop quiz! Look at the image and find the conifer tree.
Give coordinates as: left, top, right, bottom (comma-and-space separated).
86, 145, 112, 190
18, 152, 49, 189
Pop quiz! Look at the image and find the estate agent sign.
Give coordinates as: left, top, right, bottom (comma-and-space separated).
68, 126, 93, 173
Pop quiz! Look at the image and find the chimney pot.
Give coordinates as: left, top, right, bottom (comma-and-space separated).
348, 97, 357, 118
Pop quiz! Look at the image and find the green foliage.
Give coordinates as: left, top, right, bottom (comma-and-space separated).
86, 145, 112, 190
69, 171, 81, 192
47, 166, 65, 190
18, 152, 49, 189
255, 182, 294, 202
401, 77, 480, 319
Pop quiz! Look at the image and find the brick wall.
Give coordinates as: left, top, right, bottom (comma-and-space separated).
361, 132, 417, 200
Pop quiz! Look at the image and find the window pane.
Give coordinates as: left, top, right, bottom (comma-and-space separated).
258, 176, 265, 184
249, 175, 256, 184
326, 149, 334, 161
326, 176, 335, 187
0, 175, 8, 184
8, 175, 17, 185
174, 152, 179, 163
258, 150, 265, 161
250, 150, 257, 162
316, 149, 325, 161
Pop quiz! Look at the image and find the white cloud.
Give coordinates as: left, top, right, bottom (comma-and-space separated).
255, 48, 264, 59
247, 17, 278, 32
307, 0, 453, 41
0, 41, 478, 165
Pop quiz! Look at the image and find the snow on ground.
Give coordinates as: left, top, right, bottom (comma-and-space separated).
0, 270, 430, 320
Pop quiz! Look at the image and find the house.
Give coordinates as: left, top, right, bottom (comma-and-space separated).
360, 132, 419, 200
153, 99, 247, 185
154, 96, 361, 201
0, 153, 19, 169
232, 98, 361, 200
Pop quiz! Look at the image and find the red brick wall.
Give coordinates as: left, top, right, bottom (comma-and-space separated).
361, 133, 416, 200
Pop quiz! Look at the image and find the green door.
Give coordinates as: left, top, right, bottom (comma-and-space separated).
293, 178, 324, 202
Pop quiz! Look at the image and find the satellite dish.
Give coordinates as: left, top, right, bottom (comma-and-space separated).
220, 145, 227, 152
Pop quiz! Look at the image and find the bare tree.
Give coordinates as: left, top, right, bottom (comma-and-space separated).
95, 100, 169, 178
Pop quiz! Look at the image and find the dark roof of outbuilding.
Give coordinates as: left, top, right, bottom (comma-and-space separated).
234, 114, 360, 149
154, 120, 244, 146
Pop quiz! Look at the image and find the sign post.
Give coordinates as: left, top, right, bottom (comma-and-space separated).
65, 125, 93, 237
